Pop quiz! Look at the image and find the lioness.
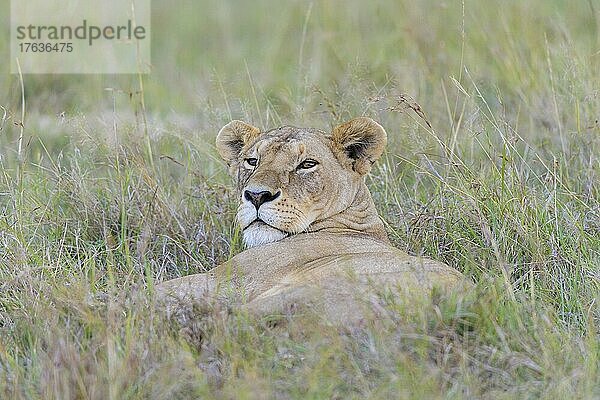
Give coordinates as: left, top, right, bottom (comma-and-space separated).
157, 117, 465, 323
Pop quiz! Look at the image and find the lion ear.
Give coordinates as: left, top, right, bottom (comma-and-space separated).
216, 120, 261, 165
331, 117, 387, 175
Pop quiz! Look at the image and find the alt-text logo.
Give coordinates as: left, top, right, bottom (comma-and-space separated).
11, 0, 151, 74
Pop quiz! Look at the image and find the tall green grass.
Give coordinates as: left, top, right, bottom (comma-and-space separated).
0, 0, 599, 398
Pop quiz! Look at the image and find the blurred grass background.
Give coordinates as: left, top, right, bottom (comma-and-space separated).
0, 0, 599, 398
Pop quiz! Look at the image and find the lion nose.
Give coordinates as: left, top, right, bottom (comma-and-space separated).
244, 190, 280, 209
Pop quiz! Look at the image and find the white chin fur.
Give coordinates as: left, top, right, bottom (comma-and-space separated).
243, 223, 288, 248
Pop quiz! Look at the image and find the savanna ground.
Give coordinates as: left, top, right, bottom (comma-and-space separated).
0, 0, 599, 398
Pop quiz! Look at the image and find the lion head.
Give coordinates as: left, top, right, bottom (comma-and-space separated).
216, 117, 388, 248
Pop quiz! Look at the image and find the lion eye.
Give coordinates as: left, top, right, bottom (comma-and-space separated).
297, 159, 318, 170
244, 158, 258, 168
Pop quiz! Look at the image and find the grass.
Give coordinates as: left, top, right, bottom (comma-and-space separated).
0, 0, 599, 398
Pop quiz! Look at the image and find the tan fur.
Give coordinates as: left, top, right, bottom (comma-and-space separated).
157, 118, 466, 323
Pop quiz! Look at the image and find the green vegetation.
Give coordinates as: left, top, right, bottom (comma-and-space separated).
1, 0, 598, 398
